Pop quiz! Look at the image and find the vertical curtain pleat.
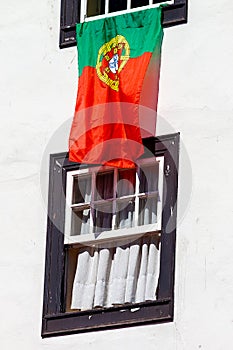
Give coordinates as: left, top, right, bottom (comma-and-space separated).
140, 164, 159, 193
117, 169, 135, 197
71, 247, 99, 310
139, 164, 159, 226
141, 198, 157, 226
117, 201, 135, 229
145, 234, 160, 300
80, 208, 90, 235
71, 249, 90, 309
94, 248, 111, 307
135, 237, 149, 303
96, 172, 113, 200
125, 242, 140, 303
71, 235, 160, 311
82, 248, 99, 310
151, 198, 157, 223
108, 244, 130, 305
84, 177, 92, 202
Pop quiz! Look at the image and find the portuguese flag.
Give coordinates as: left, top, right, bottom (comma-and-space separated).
69, 7, 163, 168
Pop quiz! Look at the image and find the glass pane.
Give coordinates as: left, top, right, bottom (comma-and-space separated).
139, 197, 157, 226
94, 204, 113, 233
139, 163, 159, 193
116, 200, 135, 229
95, 171, 114, 200
131, 0, 149, 8
109, 0, 127, 13
71, 208, 91, 236
117, 169, 136, 197
87, 0, 105, 17
73, 175, 92, 204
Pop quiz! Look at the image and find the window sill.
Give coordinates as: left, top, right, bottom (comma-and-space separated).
42, 297, 173, 337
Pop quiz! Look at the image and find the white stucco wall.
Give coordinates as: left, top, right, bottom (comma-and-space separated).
1, 0, 233, 349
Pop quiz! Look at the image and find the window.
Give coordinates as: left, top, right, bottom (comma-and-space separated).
64, 156, 164, 244
60, 0, 188, 48
42, 133, 179, 337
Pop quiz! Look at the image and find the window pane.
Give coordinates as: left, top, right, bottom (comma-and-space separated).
131, 0, 149, 8
94, 204, 113, 233
96, 171, 114, 200
87, 0, 105, 17
116, 200, 135, 229
117, 169, 136, 197
139, 163, 159, 193
73, 175, 92, 204
139, 197, 157, 225
109, 0, 127, 13
71, 208, 91, 235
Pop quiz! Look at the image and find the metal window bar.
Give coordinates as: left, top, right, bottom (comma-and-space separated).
105, 0, 109, 15
80, 0, 87, 22
127, 0, 131, 11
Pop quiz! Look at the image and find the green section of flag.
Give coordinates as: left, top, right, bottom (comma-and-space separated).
76, 7, 163, 77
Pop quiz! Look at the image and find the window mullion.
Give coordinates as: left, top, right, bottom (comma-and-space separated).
111, 167, 118, 230
90, 171, 96, 233
157, 157, 164, 229
81, 0, 88, 22
64, 173, 74, 240
105, 0, 109, 15
127, 0, 131, 10
135, 169, 140, 226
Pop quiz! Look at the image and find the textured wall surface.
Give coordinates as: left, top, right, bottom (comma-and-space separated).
1, 1, 233, 349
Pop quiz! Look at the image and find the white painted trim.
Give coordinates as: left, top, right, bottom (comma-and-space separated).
64, 156, 164, 245
65, 223, 161, 245
105, 0, 109, 15
157, 156, 164, 229
64, 172, 74, 241
80, 0, 87, 23
111, 167, 118, 230
135, 168, 140, 226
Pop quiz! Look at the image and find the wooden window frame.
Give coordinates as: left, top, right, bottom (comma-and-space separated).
59, 0, 188, 49
41, 133, 179, 337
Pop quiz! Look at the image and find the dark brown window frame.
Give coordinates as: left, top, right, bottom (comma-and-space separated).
60, 0, 188, 48
42, 133, 179, 337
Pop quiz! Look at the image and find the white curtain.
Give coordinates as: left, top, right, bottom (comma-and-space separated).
139, 197, 157, 226
71, 234, 160, 310
96, 171, 114, 200
72, 175, 92, 236
116, 201, 135, 229
139, 163, 159, 193
74, 175, 92, 203
138, 164, 159, 226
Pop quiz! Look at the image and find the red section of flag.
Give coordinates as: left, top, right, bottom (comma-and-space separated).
69, 53, 153, 168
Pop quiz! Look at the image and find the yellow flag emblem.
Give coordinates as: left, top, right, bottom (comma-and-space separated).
96, 35, 130, 92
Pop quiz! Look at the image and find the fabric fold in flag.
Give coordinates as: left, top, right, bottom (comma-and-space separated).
69, 7, 163, 168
